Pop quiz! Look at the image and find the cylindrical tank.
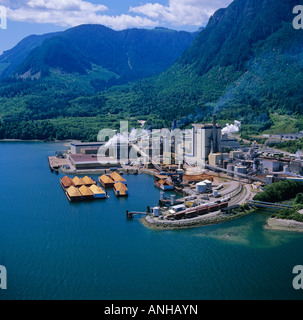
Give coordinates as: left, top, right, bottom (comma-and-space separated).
170, 194, 176, 205
153, 207, 160, 217
196, 182, 207, 193
203, 180, 212, 190
160, 191, 165, 201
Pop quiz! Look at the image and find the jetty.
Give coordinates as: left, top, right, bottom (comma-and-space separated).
127, 207, 151, 219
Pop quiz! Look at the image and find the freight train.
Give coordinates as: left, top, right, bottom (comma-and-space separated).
166, 202, 228, 220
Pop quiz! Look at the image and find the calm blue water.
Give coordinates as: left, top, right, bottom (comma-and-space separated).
0, 142, 303, 300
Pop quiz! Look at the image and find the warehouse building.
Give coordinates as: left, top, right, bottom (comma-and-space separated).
68, 154, 120, 170
70, 142, 105, 154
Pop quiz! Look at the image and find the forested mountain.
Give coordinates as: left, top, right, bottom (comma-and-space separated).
1, 25, 197, 85
0, 32, 60, 79
180, 0, 297, 74
0, 0, 302, 141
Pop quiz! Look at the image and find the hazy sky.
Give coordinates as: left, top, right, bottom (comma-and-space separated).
0, 0, 233, 54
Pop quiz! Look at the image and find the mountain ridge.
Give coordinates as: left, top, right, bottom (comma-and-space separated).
0, 0, 302, 141
0, 25, 197, 86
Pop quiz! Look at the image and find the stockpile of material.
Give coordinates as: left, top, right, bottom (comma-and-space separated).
78, 185, 95, 200
60, 176, 107, 202
66, 186, 82, 202
89, 185, 107, 199
99, 175, 115, 188
109, 172, 127, 185
72, 176, 86, 187
82, 176, 96, 186
113, 182, 128, 197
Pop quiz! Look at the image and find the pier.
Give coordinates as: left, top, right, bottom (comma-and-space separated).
127, 210, 150, 219
48, 156, 68, 173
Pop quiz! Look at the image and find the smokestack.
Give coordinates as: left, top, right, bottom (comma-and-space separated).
172, 119, 177, 131
212, 114, 217, 153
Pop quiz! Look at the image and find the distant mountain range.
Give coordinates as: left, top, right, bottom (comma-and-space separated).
0, 0, 302, 142
0, 25, 197, 85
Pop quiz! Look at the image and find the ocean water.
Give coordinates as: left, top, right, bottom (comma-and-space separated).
0, 142, 303, 300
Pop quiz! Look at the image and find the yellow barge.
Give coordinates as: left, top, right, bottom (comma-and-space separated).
113, 182, 129, 197
60, 176, 108, 202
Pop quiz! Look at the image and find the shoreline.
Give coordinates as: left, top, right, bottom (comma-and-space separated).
58, 167, 155, 177
0, 139, 74, 144
141, 210, 254, 231
265, 218, 303, 233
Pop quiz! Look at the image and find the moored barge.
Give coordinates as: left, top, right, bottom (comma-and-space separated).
113, 182, 128, 197
66, 186, 83, 202
99, 175, 115, 188
154, 179, 174, 191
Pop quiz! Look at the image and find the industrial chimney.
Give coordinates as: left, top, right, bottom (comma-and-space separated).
212, 114, 217, 153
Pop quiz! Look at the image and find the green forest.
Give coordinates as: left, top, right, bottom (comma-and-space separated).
253, 180, 303, 203
0, 0, 302, 141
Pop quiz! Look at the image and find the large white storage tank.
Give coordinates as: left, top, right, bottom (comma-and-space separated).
153, 207, 160, 217
170, 194, 176, 205
202, 180, 212, 190
160, 191, 165, 201
196, 182, 207, 193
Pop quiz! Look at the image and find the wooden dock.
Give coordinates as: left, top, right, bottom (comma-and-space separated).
127, 207, 151, 219
48, 156, 68, 172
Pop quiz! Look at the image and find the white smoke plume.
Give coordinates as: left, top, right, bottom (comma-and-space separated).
105, 128, 151, 147
222, 120, 241, 135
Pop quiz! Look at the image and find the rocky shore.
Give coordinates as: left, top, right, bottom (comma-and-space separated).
141, 210, 252, 231
265, 218, 303, 233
